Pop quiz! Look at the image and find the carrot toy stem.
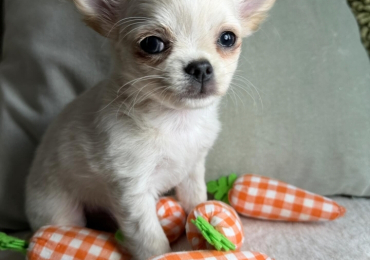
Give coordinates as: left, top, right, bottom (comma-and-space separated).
207, 174, 238, 204
191, 216, 236, 251
0, 232, 28, 255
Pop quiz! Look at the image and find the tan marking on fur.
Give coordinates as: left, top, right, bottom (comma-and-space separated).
84, 17, 107, 36
241, 0, 276, 34
72, 0, 118, 38
217, 41, 242, 60
134, 27, 175, 66
134, 49, 172, 67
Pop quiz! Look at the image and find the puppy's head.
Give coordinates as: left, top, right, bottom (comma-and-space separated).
73, 0, 275, 109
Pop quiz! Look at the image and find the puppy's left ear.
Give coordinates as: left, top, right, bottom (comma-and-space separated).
72, 0, 124, 38
238, 0, 275, 36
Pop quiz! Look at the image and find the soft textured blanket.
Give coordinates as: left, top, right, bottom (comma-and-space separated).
1, 198, 369, 260
172, 197, 370, 260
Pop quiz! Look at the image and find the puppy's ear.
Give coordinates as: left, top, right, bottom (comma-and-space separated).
72, 0, 123, 38
238, 0, 275, 36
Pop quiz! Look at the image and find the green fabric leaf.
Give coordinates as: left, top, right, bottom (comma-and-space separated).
191, 216, 236, 251
0, 233, 28, 255
206, 173, 238, 204
207, 181, 219, 193
115, 230, 124, 243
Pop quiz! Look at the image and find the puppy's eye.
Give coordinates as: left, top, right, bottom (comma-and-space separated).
140, 36, 165, 54
218, 31, 236, 48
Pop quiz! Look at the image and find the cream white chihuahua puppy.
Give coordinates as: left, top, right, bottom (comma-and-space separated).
26, 0, 274, 259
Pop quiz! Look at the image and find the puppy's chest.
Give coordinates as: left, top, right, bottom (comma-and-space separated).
149, 112, 219, 192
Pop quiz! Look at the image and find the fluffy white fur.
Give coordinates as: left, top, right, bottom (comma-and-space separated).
26, 0, 274, 259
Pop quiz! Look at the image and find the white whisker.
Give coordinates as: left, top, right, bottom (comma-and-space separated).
101, 17, 150, 47
233, 75, 264, 111
117, 75, 166, 95
127, 82, 156, 116
119, 21, 148, 35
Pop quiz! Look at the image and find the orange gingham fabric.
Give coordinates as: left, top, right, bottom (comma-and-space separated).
186, 201, 244, 250
157, 197, 187, 243
150, 250, 274, 260
27, 226, 131, 260
229, 174, 346, 221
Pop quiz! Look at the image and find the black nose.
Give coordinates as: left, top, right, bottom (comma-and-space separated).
185, 60, 214, 83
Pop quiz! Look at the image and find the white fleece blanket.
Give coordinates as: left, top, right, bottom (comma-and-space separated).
1, 198, 369, 260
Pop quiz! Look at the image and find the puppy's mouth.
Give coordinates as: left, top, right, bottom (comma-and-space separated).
181, 80, 217, 99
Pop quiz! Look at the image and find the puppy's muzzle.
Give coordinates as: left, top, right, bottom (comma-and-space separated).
184, 60, 215, 97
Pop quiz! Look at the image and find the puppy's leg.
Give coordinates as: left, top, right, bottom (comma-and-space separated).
112, 192, 171, 260
176, 156, 208, 213
26, 185, 85, 231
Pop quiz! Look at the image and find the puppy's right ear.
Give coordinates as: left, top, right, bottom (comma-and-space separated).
72, 0, 123, 38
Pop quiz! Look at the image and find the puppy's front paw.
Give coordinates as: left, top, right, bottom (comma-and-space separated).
179, 187, 207, 214
131, 238, 171, 260
123, 231, 171, 260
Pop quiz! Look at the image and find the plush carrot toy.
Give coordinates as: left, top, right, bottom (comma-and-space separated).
0, 197, 275, 260
150, 251, 273, 260
156, 197, 186, 243
186, 201, 244, 251
207, 174, 346, 221
28, 226, 129, 260
0, 226, 272, 260
0, 197, 187, 260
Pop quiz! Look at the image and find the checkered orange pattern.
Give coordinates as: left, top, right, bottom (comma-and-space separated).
157, 197, 187, 243
26, 226, 272, 260
27, 226, 131, 260
229, 174, 346, 221
150, 250, 274, 260
186, 201, 244, 250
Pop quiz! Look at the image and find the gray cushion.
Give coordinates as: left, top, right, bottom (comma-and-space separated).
206, 0, 370, 196
0, 0, 369, 231
0, 0, 110, 229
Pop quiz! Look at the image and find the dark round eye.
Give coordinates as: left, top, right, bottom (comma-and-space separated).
140, 36, 165, 54
218, 31, 236, 48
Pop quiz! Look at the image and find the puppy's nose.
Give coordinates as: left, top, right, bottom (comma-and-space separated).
185, 60, 213, 83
